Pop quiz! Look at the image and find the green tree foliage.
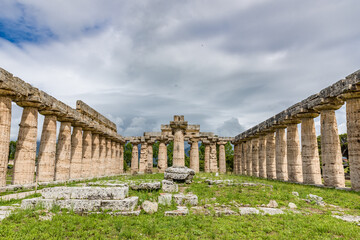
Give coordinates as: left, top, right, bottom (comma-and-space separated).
153, 142, 159, 167
167, 141, 173, 166
198, 143, 205, 171
225, 142, 234, 172
185, 146, 190, 167
124, 142, 132, 171
8, 141, 16, 160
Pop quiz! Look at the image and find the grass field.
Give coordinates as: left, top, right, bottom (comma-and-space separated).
0, 173, 359, 239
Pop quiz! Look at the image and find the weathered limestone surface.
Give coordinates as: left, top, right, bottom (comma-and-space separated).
218, 143, 226, 174
70, 127, 83, 179
204, 144, 210, 173
346, 97, 360, 190
164, 166, 195, 183
119, 143, 124, 174
105, 139, 112, 176
320, 109, 345, 187
233, 144, 238, 174
190, 140, 200, 173
91, 134, 100, 177
37, 115, 57, 183
251, 138, 259, 177
131, 143, 139, 174
139, 142, 148, 173
158, 142, 167, 173
162, 180, 178, 193
275, 127, 287, 181
82, 131, 92, 178
13, 107, 38, 185
286, 123, 303, 183
130, 182, 161, 190
173, 129, 185, 166
241, 142, 246, 175
98, 136, 106, 177
266, 132, 276, 179
55, 122, 72, 181
146, 143, 153, 174
258, 135, 266, 178
0, 96, 11, 187
301, 117, 322, 185
246, 141, 252, 176
209, 143, 218, 173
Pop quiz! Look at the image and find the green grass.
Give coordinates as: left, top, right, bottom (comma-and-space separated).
0, 173, 359, 239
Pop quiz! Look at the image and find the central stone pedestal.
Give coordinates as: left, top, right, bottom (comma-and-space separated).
164, 166, 195, 183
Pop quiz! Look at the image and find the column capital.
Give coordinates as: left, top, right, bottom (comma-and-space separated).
313, 97, 344, 111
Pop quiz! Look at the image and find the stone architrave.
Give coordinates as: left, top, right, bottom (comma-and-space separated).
204, 142, 210, 173
299, 113, 322, 185
346, 97, 360, 191
70, 127, 83, 179
258, 135, 267, 178
315, 99, 345, 188
209, 142, 218, 173
189, 139, 199, 173
241, 142, 246, 175
251, 138, 259, 177
0, 96, 11, 187
139, 142, 148, 173
158, 141, 168, 173
98, 136, 106, 177
275, 127, 288, 181
286, 122, 303, 183
55, 122, 72, 181
13, 107, 38, 185
246, 140, 252, 176
91, 133, 100, 178
105, 138, 112, 176
131, 142, 139, 174
37, 114, 57, 183
266, 131, 276, 179
146, 142, 153, 173
81, 130, 92, 178
218, 142, 226, 174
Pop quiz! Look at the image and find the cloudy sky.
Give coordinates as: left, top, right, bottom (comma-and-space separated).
0, 0, 359, 139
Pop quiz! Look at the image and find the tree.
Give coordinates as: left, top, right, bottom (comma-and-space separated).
8, 141, 16, 160
124, 142, 132, 171
198, 143, 205, 171
225, 142, 234, 172
167, 141, 174, 166
152, 142, 159, 167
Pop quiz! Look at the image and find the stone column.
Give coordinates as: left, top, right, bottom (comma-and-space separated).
251, 138, 259, 177
70, 126, 83, 179
346, 97, 360, 190
189, 139, 200, 173
130, 141, 139, 174
218, 141, 226, 174
105, 138, 112, 176
204, 142, 210, 173
158, 140, 168, 173
299, 113, 322, 185
258, 135, 267, 178
0, 95, 11, 187
286, 122, 303, 183
139, 141, 148, 174
241, 142, 246, 175
173, 129, 185, 166
246, 140, 252, 176
81, 130, 92, 178
37, 114, 57, 182
316, 101, 345, 188
98, 136, 106, 177
13, 106, 38, 185
275, 127, 288, 181
209, 142, 218, 173
91, 133, 100, 177
55, 121, 72, 181
146, 142, 153, 174
118, 143, 124, 174
266, 131, 276, 179
233, 143, 238, 174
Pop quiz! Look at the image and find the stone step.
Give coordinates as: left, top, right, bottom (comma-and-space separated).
41, 187, 128, 200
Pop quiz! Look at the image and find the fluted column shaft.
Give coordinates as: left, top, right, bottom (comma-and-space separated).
55, 122, 72, 181
246, 140, 252, 176
146, 143, 153, 173
251, 138, 259, 177
219, 143, 226, 174
98, 136, 106, 177
13, 107, 38, 185
173, 129, 185, 166
266, 132, 276, 179
158, 142, 168, 173
190, 141, 199, 173
70, 127, 83, 179
91, 133, 100, 177
0, 96, 11, 186
258, 135, 267, 178
233, 144, 238, 174
37, 115, 57, 182
241, 142, 246, 175
111, 141, 117, 175
275, 127, 288, 181
204, 144, 210, 173
131, 143, 139, 174
118, 143, 124, 174
82, 131, 92, 178
105, 139, 112, 176
287, 123, 303, 183
139, 143, 148, 173
209, 143, 218, 173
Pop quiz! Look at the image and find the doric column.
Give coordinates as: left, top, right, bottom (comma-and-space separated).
139, 140, 148, 173
111, 141, 117, 175
98, 135, 106, 177
130, 140, 139, 174
266, 131, 276, 179
246, 140, 252, 176
218, 141, 226, 174
146, 141, 154, 174
315, 100, 345, 188
189, 139, 199, 172
299, 112, 322, 185
251, 138, 259, 177
0, 95, 11, 187
158, 138, 168, 173
91, 133, 100, 177
118, 142, 124, 174
70, 126, 83, 179
275, 126, 288, 181
81, 130, 92, 178
204, 141, 210, 173
209, 141, 218, 173
345, 96, 360, 190
286, 122, 303, 183
258, 135, 267, 178
37, 114, 57, 182
241, 142, 246, 175
173, 129, 185, 166
55, 121, 72, 181
13, 106, 38, 185
104, 138, 112, 176
233, 143, 238, 174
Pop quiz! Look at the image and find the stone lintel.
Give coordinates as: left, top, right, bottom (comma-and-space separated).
313, 97, 344, 111
296, 111, 319, 119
